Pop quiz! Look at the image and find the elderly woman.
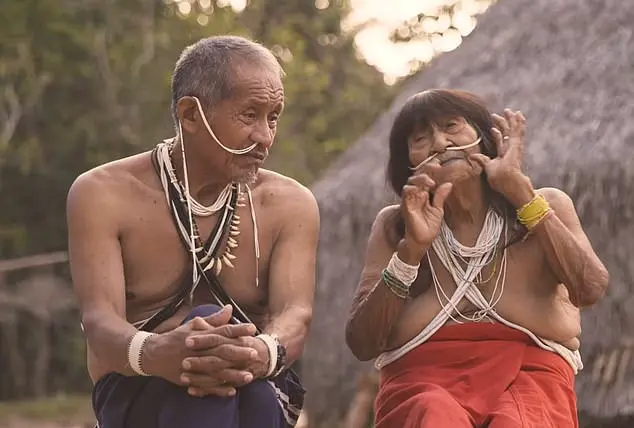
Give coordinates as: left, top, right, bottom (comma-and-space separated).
345, 89, 608, 428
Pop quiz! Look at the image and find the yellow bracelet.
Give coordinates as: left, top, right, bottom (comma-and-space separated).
517, 194, 552, 230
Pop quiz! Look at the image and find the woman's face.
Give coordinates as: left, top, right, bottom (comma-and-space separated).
407, 116, 483, 185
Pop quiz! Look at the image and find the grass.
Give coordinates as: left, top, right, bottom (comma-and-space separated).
0, 394, 95, 427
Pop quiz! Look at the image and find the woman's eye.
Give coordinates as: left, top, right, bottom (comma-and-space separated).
408, 136, 427, 149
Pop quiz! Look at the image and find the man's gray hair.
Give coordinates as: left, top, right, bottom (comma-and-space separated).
170, 35, 282, 128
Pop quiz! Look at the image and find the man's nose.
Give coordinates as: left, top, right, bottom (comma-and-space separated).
251, 121, 275, 149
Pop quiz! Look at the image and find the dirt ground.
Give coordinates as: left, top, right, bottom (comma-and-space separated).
0, 395, 94, 428
0, 420, 92, 428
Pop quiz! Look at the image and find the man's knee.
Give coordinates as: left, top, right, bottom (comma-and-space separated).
240, 379, 278, 407
182, 304, 224, 324
238, 380, 282, 424
160, 380, 279, 420
155, 381, 239, 427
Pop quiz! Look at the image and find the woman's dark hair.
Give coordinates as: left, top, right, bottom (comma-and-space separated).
385, 88, 526, 249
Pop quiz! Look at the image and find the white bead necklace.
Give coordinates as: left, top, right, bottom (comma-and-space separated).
156, 142, 233, 217
430, 208, 508, 323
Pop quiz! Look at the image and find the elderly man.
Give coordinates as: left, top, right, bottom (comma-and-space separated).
346, 89, 608, 428
67, 35, 319, 428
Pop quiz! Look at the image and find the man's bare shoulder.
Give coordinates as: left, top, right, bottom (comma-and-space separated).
68, 152, 154, 202
256, 169, 318, 215
67, 152, 155, 223
254, 170, 320, 251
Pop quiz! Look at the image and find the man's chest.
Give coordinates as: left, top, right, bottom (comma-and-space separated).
119, 202, 276, 308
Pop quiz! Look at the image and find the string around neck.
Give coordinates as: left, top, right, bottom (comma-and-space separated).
155, 140, 262, 288
430, 208, 507, 323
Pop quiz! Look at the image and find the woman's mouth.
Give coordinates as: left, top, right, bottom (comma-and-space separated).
440, 157, 463, 165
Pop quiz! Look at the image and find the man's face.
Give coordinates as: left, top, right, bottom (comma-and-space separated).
198, 63, 284, 184
408, 116, 482, 185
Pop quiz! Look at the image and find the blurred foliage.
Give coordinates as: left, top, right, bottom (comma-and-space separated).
0, 0, 398, 259
385, 0, 494, 75
0, 0, 397, 401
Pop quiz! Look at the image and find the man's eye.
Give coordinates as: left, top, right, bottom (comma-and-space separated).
242, 109, 257, 120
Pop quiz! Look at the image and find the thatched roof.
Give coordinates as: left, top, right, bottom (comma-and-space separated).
303, 0, 634, 424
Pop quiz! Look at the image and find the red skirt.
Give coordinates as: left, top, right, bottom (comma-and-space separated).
374, 323, 578, 428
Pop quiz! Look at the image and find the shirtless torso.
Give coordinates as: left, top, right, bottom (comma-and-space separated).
72, 36, 319, 428
373, 193, 581, 353
346, 95, 607, 365
346, 90, 607, 428
70, 152, 318, 383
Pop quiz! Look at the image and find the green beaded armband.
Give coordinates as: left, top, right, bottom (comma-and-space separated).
381, 268, 410, 299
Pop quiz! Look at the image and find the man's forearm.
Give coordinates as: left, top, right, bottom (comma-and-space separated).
82, 310, 140, 377
263, 306, 312, 366
532, 213, 608, 306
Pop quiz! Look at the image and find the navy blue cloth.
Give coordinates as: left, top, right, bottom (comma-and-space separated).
92, 305, 289, 428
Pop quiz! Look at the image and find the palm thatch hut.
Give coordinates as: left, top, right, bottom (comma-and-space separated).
302, 0, 634, 426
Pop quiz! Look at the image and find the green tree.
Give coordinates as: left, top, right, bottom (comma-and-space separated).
0, 0, 395, 258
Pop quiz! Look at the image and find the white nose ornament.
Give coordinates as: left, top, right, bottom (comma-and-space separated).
178, 96, 259, 155
409, 136, 482, 171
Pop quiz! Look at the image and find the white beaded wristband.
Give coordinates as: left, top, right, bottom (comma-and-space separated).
127, 331, 156, 376
386, 252, 420, 286
256, 334, 278, 378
